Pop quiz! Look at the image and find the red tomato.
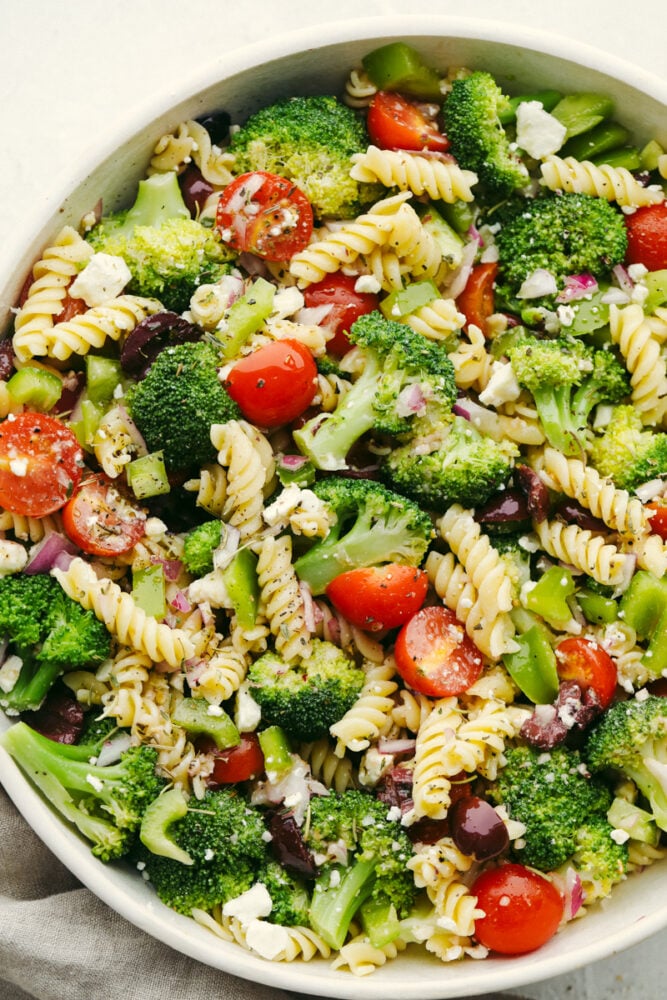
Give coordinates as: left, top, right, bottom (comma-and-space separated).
54, 294, 88, 325
215, 171, 313, 260
62, 473, 146, 556
325, 564, 428, 631
366, 91, 449, 152
394, 605, 484, 697
554, 636, 617, 709
457, 262, 498, 335
199, 733, 265, 786
225, 339, 318, 427
303, 273, 379, 355
472, 863, 564, 955
646, 500, 667, 540
625, 203, 667, 272
0, 412, 83, 517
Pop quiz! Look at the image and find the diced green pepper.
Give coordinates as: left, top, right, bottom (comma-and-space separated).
640, 139, 665, 172
222, 548, 260, 629
7, 367, 62, 411
644, 270, 667, 313
435, 199, 476, 235
276, 455, 317, 488
551, 93, 614, 140
562, 121, 630, 162
522, 566, 576, 630
172, 697, 240, 750
361, 42, 442, 101
417, 203, 464, 267
380, 279, 439, 320
132, 563, 166, 619
503, 610, 559, 704
591, 147, 641, 170
139, 786, 194, 864
85, 355, 123, 405
217, 276, 275, 359
497, 89, 563, 124
576, 588, 619, 625
566, 287, 611, 336
360, 898, 401, 948
71, 397, 105, 450
619, 570, 667, 678
258, 724, 292, 779
126, 451, 171, 499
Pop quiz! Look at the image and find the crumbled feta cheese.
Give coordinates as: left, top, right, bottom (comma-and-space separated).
627, 263, 648, 281
222, 882, 273, 924
557, 304, 577, 327
610, 828, 631, 845
0, 654, 23, 694
244, 919, 290, 960
8, 457, 28, 477
635, 687, 650, 702
187, 570, 232, 609
0, 539, 28, 576
235, 682, 262, 732
271, 285, 304, 320
354, 274, 382, 294
69, 253, 132, 307
631, 282, 649, 306
478, 360, 521, 407
144, 517, 168, 538
517, 268, 558, 299
515, 101, 567, 158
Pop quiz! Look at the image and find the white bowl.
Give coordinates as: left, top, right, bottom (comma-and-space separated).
1, 15, 666, 999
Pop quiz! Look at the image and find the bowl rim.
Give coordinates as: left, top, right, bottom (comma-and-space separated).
1, 14, 667, 999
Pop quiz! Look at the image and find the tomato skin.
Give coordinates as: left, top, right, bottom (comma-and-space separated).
366, 91, 449, 152
0, 412, 84, 517
394, 605, 484, 697
457, 262, 498, 335
215, 171, 313, 260
625, 203, 667, 272
646, 501, 667, 540
199, 732, 265, 786
555, 636, 617, 710
325, 564, 428, 631
472, 863, 564, 955
225, 339, 318, 428
303, 273, 379, 355
62, 473, 146, 556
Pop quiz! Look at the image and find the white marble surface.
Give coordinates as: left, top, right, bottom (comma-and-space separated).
1, 2, 666, 997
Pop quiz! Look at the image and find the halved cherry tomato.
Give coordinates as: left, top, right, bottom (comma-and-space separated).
456, 262, 498, 335
54, 293, 88, 325
554, 636, 617, 710
0, 412, 83, 517
224, 339, 318, 428
216, 171, 313, 260
394, 605, 483, 697
199, 732, 265, 786
366, 91, 449, 152
472, 863, 564, 955
625, 202, 667, 272
646, 500, 667, 540
303, 273, 379, 355
62, 473, 146, 556
325, 564, 428, 631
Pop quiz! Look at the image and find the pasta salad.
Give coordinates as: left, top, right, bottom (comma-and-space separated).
1, 40, 667, 976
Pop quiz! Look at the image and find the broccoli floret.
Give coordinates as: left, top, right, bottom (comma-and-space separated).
305, 790, 417, 949
493, 192, 628, 303
183, 520, 223, 576
126, 341, 240, 473
293, 478, 433, 594
137, 787, 268, 914
258, 859, 311, 927
0, 573, 112, 714
442, 71, 530, 196
585, 695, 667, 832
88, 171, 233, 312
590, 404, 667, 491
293, 311, 456, 471
229, 95, 379, 219
506, 333, 629, 456
487, 744, 614, 872
1, 722, 163, 861
569, 815, 629, 903
382, 414, 517, 510
248, 639, 364, 742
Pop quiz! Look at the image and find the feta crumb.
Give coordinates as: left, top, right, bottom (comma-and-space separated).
0, 654, 23, 694
271, 285, 304, 319
222, 883, 273, 924
204, 847, 215, 861
0, 539, 28, 576
557, 304, 576, 327
69, 253, 132, 307
610, 828, 631, 845
478, 360, 521, 407
517, 268, 558, 299
515, 101, 567, 158
244, 919, 290, 960
354, 274, 382, 294
634, 687, 650, 702
86, 773, 104, 793
235, 682, 262, 732
8, 457, 28, 477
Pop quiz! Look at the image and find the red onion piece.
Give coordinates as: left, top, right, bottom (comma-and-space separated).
96, 731, 133, 766
377, 737, 416, 756
279, 454, 310, 471
452, 402, 471, 420
295, 304, 334, 327
396, 383, 427, 417
299, 581, 316, 633
552, 866, 584, 920
555, 273, 599, 303
0, 338, 15, 381
612, 264, 635, 294
52, 550, 76, 573
169, 589, 192, 614
24, 532, 79, 575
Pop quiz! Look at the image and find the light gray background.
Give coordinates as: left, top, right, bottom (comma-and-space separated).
0, 2, 665, 997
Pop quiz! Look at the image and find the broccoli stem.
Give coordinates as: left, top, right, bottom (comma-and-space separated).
2, 658, 64, 713
309, 859, 376, 949
359, 897, 401, 947
119, 172, 190, 235
531, 385, 582, 456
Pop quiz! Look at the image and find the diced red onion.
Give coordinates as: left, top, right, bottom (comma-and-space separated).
299, 581, 316, 633
555, 273, 598, 303
445, 240, 478, 300
452, 402, 471, 420
237, 252, 271, 278
185, 658, 207, 689
612, 264, 635, 294
96, 731, 133, 766
396, 383, 427, 417
52, 550, 76, 573
25, 532, 79, 575
169, 589, 192, 613
378, 737, 416, 756
552, 867, 584, 921
154, 558, 182, 582
467, 224, 483, 246
280, 454, 310, 471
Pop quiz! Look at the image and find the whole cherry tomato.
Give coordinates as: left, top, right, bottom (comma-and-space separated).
394, 605, 484, 697
472, 863, 564, 955
303, 273, 379, 355
0, 412, 83, 517
367, 91, 449, 152
224, 339, 318, 427
325, 564, 429, 631
216, 171, 313, 260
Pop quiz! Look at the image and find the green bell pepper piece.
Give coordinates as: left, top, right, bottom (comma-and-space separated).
7, 367, 62, 411
258, 724, 292, 779
576, 588, 619, 625
222, 548, 260, 629
361, 42, 442, 101
217, 276, 275, 358
172, 697, 240, 750
503, 610, 559, 704
132, 563, 166, 619
523, 566, 576, 630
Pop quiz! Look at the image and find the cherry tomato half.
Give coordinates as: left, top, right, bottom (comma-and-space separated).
0, 412, 83, 517
554, 636, 617, 710
472, 863, 564, 955
62, 473, 146, 556
216, 171, 313, 261
366, 91, 449, 152
625, 202, 667, 272
325, 564, 428, 631
224, 339, 318, 428
646, 500, 667, 540
394, 605, 484, 697
199, 732, 265, 786
456, 262, 498, 335
303, 273, 379, 356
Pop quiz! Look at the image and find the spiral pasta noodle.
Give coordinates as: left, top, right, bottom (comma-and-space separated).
299, 737, 357, 793
608, 303, 667, 424
93, 404, 146, 478
330, 935, 407, 975
330, 656, 399, 756
404, 296, 465, 342
409, 697, 464, 819
448, 323, 493, 391
391, 687, 433, 734
149, 119, 235, 186
426, 876, 483, 938
183, 463, 228, 517
540, 155, 664, 208
256, 534, 312, 662
12, 226, 94, 362
190, 640, 250, 703
53, 557, 195, 668
533, 517, 632, 587
342, 67, 377, 107
193, 909, 331, 961
350, 146, 478, 202
314, 371, 352, 412
44, 294, 162, 362
408, 835, 473, 887
211, 420, 270, 542
0, 508, 63, 543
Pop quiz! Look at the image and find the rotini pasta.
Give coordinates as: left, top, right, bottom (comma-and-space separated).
330, 656, 399, 756
148, 119, 235, 185
350, 145, 477, 202
533, 517, 632, 587
255, 533, 312, 662
608, 303, 667, 424
540, 155, 664, 207
45, 294, 162, 362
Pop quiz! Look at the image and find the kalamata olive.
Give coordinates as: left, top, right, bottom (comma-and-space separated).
556, 499, 606, 533
179, 164, 215, 218
196, 111, 231, 146
449, 795, 509, 860
516, 464, 550, 522
120, 311, 202, 377
0, 338, 15, 381
20, 685, 85, 744
475, 488, 530, 525
376, 765, 414, 812
268, 810, 320, 879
